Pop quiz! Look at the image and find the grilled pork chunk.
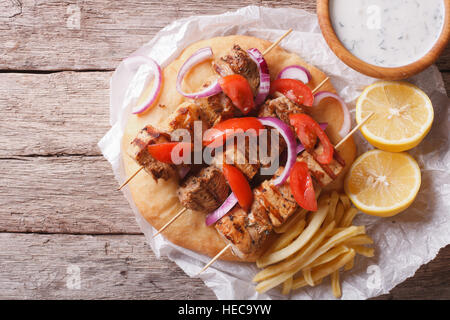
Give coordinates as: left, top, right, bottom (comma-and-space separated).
195, 92, 235, 127
215, 194, 272, 259
213, 45, 260, 96
177, 166, 230, 212
127, 125, 176, 181
167, 102, 207, 140
258, 94, 305, 124
211, 142, 260, 180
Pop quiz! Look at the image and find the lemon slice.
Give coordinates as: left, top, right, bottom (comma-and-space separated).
344, 150, 421, 217
356, 81, 434, 152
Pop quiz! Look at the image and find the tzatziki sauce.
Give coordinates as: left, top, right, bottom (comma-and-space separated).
330, 0, 445, 67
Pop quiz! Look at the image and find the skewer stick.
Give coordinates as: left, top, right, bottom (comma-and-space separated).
262, 29, 293, 56
312, 77, 329, 94
118, 166, 144, 190
153, 207, 187, 238
197, 244, 232, 275
335, 112, 374, 149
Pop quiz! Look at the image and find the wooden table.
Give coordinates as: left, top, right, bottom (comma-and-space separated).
1, 1, 448, 300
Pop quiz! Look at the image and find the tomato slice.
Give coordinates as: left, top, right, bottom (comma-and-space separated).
147, 142, 192, 164
289, 113, 334, 164
203, 117, 264, 148
222, 164, 253, 212
270, 78, 314, 107
290, 161, 317, 212
219, 74, 255, 114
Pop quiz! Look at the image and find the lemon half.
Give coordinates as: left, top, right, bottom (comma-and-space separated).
356, 81, 434, 152
344, 150, 421, 217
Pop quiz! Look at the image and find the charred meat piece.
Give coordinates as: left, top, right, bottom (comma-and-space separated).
258, 94, 305, 124
127, 125, 176, 181
177, 166, 230, 212
213, 45, 260, 96
215, 194, 272, 259
167, 102, 207, 140
254, 167, 299, 227
195, 92, 235, 127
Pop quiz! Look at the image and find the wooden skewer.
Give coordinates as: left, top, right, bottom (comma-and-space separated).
117, 166, 144, 190
262, 28, 293, 56
334, 112, 374, 149
197, 244, 232, 275
312, 77, 329, 94
153, 207, 187, 238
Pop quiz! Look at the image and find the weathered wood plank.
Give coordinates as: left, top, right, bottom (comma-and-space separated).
0, 156, 140, 234
1, 0, 448, 71
0, 71, 111, 156
0, 233, 215, 299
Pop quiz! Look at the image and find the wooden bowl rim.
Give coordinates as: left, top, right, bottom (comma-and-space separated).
317, 0, 450, 80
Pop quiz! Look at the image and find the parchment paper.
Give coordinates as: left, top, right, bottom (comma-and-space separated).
98, 6, 450, 300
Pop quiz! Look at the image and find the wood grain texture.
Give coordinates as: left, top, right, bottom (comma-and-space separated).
0, 233, 215, 299
0, 156, 139, 234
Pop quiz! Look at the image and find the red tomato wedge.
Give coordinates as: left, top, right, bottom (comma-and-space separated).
219, 74, 255, 114
203, 117, 264, 148
222, 164, 253, 212
290, 161, 317, 212
270, 78, 314, 107
289, 113, 334, 164
147, 142, 192, 164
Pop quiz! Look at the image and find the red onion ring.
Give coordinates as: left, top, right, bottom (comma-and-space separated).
176, 47, 222, 99
124, 55, 163, 114
258, 117, 297, 186
277, 65, 311, 84
247, 48, 271, 106
205, 192, 238, 226
313, 91, 351, 138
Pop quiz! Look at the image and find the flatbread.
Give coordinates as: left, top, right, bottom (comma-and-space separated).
121, 35, 356, 262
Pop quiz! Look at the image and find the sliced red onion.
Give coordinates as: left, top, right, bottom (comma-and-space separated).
295, 123, 327, 155
258, 117, 297, 186
205, 193, 238, 226
277, 65, 311, 84
176, 47, 222, 99
124, 55, 162, 114
313, 91, 351, 138
247, 48, 271, 106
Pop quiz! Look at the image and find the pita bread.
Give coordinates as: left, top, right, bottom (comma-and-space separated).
121, 35, 356, 262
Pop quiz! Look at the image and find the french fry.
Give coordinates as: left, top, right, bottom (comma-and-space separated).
327, 227, 347, 237
281, 276, 293, 295
344, 256, 354, 271
253, 222, 335, 282
339, 194, 351, 210
303, 268, 315, 286
274, 208, 307, 234
305, 245, 350, 269
323, 191, 339, 227
350, 245, 375, 257
339, 207, 358, 227
343, 234, 373, 246
270, 220, 306, 252
256, 197, 329, 268
331, 270, 341, 298
292, 249, 356, 290
334, 202, 345, 226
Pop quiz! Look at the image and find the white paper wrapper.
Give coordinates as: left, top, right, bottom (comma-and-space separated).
98, 6, 450, 300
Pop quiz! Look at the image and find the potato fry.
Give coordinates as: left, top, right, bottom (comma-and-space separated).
339, 194, 351, 210
351, 245, 375, 257
256, 198, 329, 268
339, 207, 358, 227
334, 202, 345, 226
343, 235, 373, 246
344, 256, 354, 271
292, 249, 356, 290
306, 245, 350, 269
327, 227, 347, 237
253, 222, 335, 282
281, 276, 293, 295
270, 220, 306, 252
323, 191, 339, 227
274, 209, 307, 234
303, 268, 315, 286
331, 270, 341, 298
